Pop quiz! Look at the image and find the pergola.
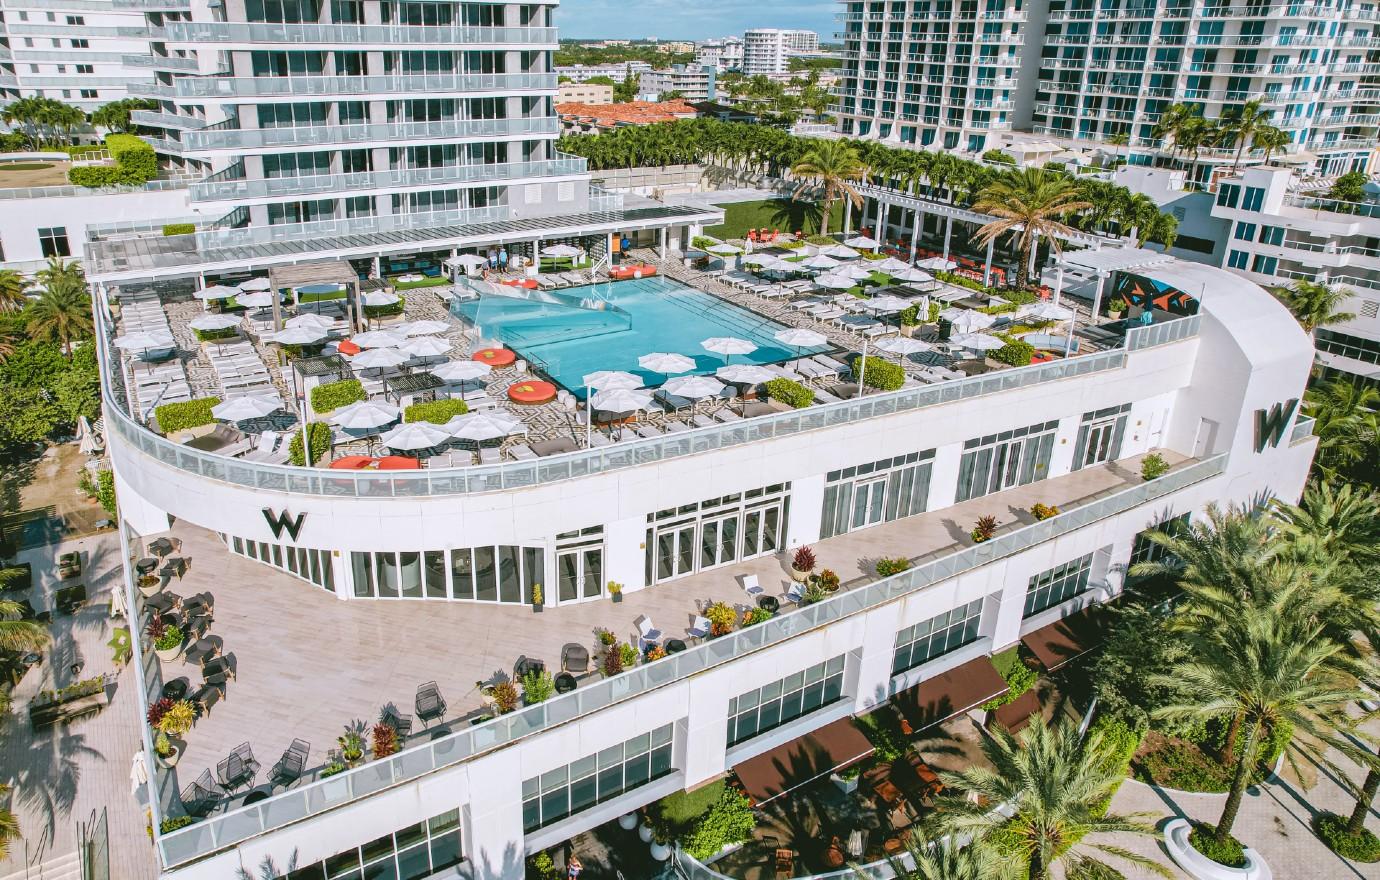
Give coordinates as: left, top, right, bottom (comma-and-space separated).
268, 261, 363, 333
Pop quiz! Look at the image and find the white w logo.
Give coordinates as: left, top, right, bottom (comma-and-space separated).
1253, 399, 1298, 453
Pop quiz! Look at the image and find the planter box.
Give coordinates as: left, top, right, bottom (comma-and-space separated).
29, 682, 111, 728
830, 772, 859, 795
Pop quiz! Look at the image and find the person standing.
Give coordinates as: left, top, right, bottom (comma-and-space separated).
566, 855, 582, 880
498, 246, 509, 272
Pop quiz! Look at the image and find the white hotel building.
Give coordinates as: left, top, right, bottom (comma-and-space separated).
101, 245, 1319, 876
0, 0, 155, 112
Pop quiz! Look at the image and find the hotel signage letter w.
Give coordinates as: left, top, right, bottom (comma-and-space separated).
263, 508, 306, 542
1253, 398, 1298, 453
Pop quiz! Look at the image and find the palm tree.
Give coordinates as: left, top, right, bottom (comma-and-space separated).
1253, 124, 1291, 165
1304, 380, 1379, 476
1270, 279, 1356, 334
0, 270, 28, 313
0, 787, 19, 861
26, 280, 92, 358
1106, 130, 1130, 166
1223, 99, 1269, 170
1152, 102, 1197, 166
1272, 481, 1380, 571
789, 140, 864, 236
1177, 116, 1217, 186
0, 600, 48, 654
933, 716, 1169, 880
881, 835, 997, 880
972, 167, 1092, 288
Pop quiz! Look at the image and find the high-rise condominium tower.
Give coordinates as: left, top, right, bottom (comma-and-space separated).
0, 0, 154, 112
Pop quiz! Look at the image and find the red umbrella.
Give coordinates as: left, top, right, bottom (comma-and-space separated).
328, 455, 374, 470
375, 456, 420, 470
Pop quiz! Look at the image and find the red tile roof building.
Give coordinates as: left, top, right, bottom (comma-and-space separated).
556, 100, 700, 133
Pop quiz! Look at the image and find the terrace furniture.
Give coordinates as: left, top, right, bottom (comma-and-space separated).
161, 678, 190, 701
381, 705, 413, 738
712, 410, 742, 424
741, 574, 763, 598
785, 582, 805, 604
635, 425, 663, 439
55, 584, 87, 615
216, 743, 259, 794
507, 443, 538, 461
180, 769, 220, 818
690, 414, 716, 429
665, 638, 687, 654
160, 557, 189, 580
148, 537, 175, 557
757, 596, 779, 613
561, 644, 589, 674
687, 616, 711, 640
242, 787, 273, 806
203, 655, 236, 681
775, 849, 796, 880
136, 558, 159, 576
514, 656, 545, 679
479, 448, 502, 466
664, 420, 690, 433
554, 672, 577, 694
415, 682, 447, 726
269, 739, 311, 789
635, 616, 662, 650
58, 552, 82, 580
183, 593, 213, 620
144, 592, 181, 617
184, 637, 220, 667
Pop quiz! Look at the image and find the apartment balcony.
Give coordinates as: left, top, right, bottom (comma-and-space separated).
188, 155, 588, 204
151, 20, 557, 48
183, 115, 559, 152
112, 0, 189, 9
142, 136, 186, 155
131, 109, 206, 131
1329, 63, 1380, 75
1343, 37, 1380, 49
123, 53, 201, 73
1320, 89, 1380, 102
1046, 9, 1094, 20
2, 23, 144, 38
158, 71, 557, 100
1201, 3, 1339, 17
0, 73, 17, 88
1309, 136, 1380, 151
127, 81, 177, 99
1314, 114, 1380, 128
1191, 34, 1327, 48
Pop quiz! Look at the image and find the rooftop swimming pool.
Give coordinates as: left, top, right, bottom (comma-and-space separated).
453, 276, 827, 398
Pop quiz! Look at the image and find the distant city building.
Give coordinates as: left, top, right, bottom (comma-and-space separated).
639, 64, 717, 103
555, 62, 651, 83
742, 29, 819, 75
658, 41, 696, 54
556, 99, 700, 134
695, 37, 744, 71
558, 81, 615, 105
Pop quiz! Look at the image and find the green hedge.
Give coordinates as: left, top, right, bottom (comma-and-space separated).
990, 336, 1035, 366
1189, 824, 1247, 868
68, 134, 157, 187
96, 470, 116, 516
288, 422, 332, 466
981, 646, 1038, 710
763, 377, 813, 409
1090, 715, 1143, 815
678, 786, 756, 860
852, 355, 905, 391
162, 223, 195, 237
192, 327, 237, 342
154, 397, 220, 435
64, 144, 106, 157
309, 379, 365, 414
364, 296, 405, 318
404, 399, 468, 424
390, 276, 449, 290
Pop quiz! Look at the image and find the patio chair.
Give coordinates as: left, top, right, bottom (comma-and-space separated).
479, 447, 501, 465
203, 655, 236, 681
269, 739, 311, 789
786, 581, 805, 604
180, 769, 220, 818
588, 433, 613, 448
663, 420, 690, 433
415, 681, 447, 726
687, 616, 711, 639
635, 425, 663, 439
380, 704, 413, 737
741, 574, 763, 597
561, 643, 590, 674
216, 743, 259, 794
690, 413, 716, 429
713, 409, 742, 424
635, 615, 662, 650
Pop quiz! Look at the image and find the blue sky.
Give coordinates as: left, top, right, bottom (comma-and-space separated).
554, 0, 838, 41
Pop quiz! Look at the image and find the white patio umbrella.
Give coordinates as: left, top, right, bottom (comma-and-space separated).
873, 337, 930, 359
445, 411, 526, 442
717, 364, 777, 384
194, 285, 240, 301
701, 336, 757, 363
330, 400, 401, 429
638, 352, 696, 376
819, 244, 860, 259
351, 330, 406, 348
774, 328, 827, 349
917, 256, 958, 271
705, 242, 742, 256
741, 253, 778, 267
582, 370, 642, 391
948, 310, 997, 333
800, 254, 842, 271
864, 295, 912, 314
351, 347, 408, 370
449, 253, 489, 268
662, 375, 725, 400
814, 273, 855, 290
76, 416, 100, 456
839, 263, 876, 281
951, 332, 1006, 352
380, 421, 453, 451
1024, 302, 1074, 322
396, 320, 450, 337
889, 267, 934, 284
212, 394, 282, 422
843, 235, 880, 250
114, 330, 175, 351
540, 243, 582, 257
429, 360, 491, 383
188, 313, 241, 332
362, 291, 401, 307
284, 313, 335, 331
754, 257, 796, 273
398, 336, 452, 358
874, 257, 912, 275
235, 291, 275, 309
270, 326, 327, 345
238, 278, 272, 291
591, 387, 654, 413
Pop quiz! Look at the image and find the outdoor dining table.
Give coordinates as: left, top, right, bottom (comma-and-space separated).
135, 558, 159, 576
148, 538, 174, 557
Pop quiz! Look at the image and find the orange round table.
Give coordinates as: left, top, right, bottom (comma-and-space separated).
508, 380, 557, 405
472, 347, 515, 367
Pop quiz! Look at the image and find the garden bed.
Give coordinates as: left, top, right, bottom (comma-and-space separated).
1132, 731, 1232, 792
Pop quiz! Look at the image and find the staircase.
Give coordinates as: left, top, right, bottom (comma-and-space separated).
0, 851, 82, 880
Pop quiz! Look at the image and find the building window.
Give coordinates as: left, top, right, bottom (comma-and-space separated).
76, 65, 93, 74
1226, 249, 1248, 270
821, 450, 934, 539
645, 483, 789, 585
37, 227, 69, 258
1071, 403, 1129, 471
348, 545, 541, 602
955, 420, 1058, 502
232, 537, 334, 591
727, 655, 846, 745
1128, 513, 1190, 569
521, 725, 674, 832
892, 599, 983, 675
1024, 553, 1094, 618
80, 90, 98, 99
1216, 183, 1240, 208
281, 810, 463, 880
1242, 186, 1265, 212
1258, 225, 1284, 246
555, 527, 604, 604
1250, 254, 1277, 275
65, 14, 84, 24
71, 38, 88, 48
1233, 221, 1256, 240
1316, 329, 1380, 365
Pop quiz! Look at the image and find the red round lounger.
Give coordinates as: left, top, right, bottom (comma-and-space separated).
609, 264, 658, 281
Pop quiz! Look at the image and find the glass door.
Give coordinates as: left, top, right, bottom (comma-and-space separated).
850, 476, 888, 531
557, 546, 604, 603
653, 523, 696, 583
1081, 419, 1118, 468
743, 504, 783, 559
699, 513, 740, 571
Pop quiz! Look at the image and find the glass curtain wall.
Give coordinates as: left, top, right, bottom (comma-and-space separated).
955, 420, 1059, 502
820, 450, 934, 539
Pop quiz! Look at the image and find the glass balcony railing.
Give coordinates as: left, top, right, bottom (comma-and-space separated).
123, 53, 201, 72
167, 71, 556, 98
182, 116, 559, 151
130, 109, 205, 130
195, 204, 509, 249
152, 20, 556, 46
1291, 416, 1316, 445
188, 155, 587, 202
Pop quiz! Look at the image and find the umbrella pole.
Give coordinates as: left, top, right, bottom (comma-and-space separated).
298, 393, 313, 468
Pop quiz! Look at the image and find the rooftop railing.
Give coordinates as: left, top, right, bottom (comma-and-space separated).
0, 178, 188, 201
152, 20, 557, 45
194, 204, 510, 249
149, 429, 1226, 867
165, 71, 556, 99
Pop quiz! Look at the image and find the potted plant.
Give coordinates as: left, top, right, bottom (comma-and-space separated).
970, 515, 998, 544
644, 644, 667, 662
741, 607, 773, 627
530, 583, 543, 614
337, 721, 366, 767
370, 723, 399, 759
608, 580, 624, 603
154, 732, 180, 768
146, 618, 184, 662
1107, 298, 1127, 319
831, 762, 863, 795
490, 681, 520, 714
596, 628, 617, 648
601, 647, 624, 677
789, 545, 816, 583
138, 574, 162, 597
1141, 452, 1169, 481
705, 601, 736, 637
815, 568, 840, 593
154, 699, 194, 766
1030, 503, 1059, 521
874, 558, 911, 577
618, 642, 638, 669
618, 812, 639, 830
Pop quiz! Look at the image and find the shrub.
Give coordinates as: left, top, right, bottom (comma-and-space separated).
791, 545, 816, 572
287, 422, 332, 466
160, 816, 195, 833
0, 566, 31, 591
618, 642, 638, 667
983, 148, 1016, 165
404, 398, 467, 424
1030, 502, 1059, 520
364, 297, 405, 318
981, 648, 1038, 710
705, 601, 736, 636
815, 568, 840, 591
851, 355, 905, 391
145, 618, 183, 652
153, 397, 220, 434
741, 606, 773, 626
491, 681, 519, 714
970, 515, 998, 543
596, 627, 616, 646
1314, 813, 1380, 862
192, 327, 237, 342
763, 377, 813, 409
146, 697, 173, 727
600, 647, 623, 676
934, 270, 992, 293
1133, 733, 1232, 792
856, 709, 908, 762
526, 852, 562, 880
990, 335, 1035, 367
370, 723, 398, 758
875, 557, 911, 577
521, 669, 554, 704
156, 700, 195, 737
691, 235, 718, 251
68, 133, 156, 187
1140, 452, 1169, 481
1089, 714, 1143, 815
1189, 823, 1247, 868
679, 786, 756, 859
162, 223, 194, 237
309, 379, 365, 414
898, 303, 922, 326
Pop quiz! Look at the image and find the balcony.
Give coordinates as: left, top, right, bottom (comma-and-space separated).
151, 20, 557, 47
112, 0, 189, 8
131, 109, 206, 131
122, 53, 201, 72
188, 155, 588, 203
160, 71, 557, 100
182, 116, 560, 152
126, 81, 177, 99
1314, 113, 1380, 127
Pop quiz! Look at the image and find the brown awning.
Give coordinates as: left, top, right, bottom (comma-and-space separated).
991, 688, 1042, 734
732, 717, 875, 805
1021, 605, 1109, 672
892, 656, 1009, 734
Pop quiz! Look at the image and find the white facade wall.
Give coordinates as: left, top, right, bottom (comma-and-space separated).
0, 0, 155, 111
742, 29, 789, 76
0, 185, 191, 270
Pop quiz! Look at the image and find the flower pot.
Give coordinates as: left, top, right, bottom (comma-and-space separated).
532, 603, 543, 614
789, 566, 812, 583
649, 842, 671, 861
138, 577, 162, 597
618, 813, 639, 831
611, 593, 623, 603
156, 741, 183, 768
638, 823, 653, 843
831, 772, 859, 795
154, 643, 183, 663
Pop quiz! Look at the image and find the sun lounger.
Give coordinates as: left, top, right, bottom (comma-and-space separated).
508, 443, 538, 460
790, 359, 832, 380
479, 447, 502, 465
812, 354, 849, 375
691, 413, 716, 428
713, 409, 743, 423
589, 432, 613, 448
664, 420, 690, 433
635, 425, 664, 439
654, 389, 693, 411
814, 388, 843, 404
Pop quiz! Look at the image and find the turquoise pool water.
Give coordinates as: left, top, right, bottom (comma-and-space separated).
454, 276, 826, 398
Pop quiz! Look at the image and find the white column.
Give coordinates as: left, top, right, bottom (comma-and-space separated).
843, 196, 852, 235
983, 238, 995, 287
1052, 264, 1065, 306
942, 214, 953, 261
1090, 271, 1108, 325
659, 226, 667, 260
1027, 231, 1039, 283
909, 208, 922, 264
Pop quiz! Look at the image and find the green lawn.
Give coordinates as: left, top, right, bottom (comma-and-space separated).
390, 276, 450, 290
704, 198, 846, 240
299, 289, 349, 303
